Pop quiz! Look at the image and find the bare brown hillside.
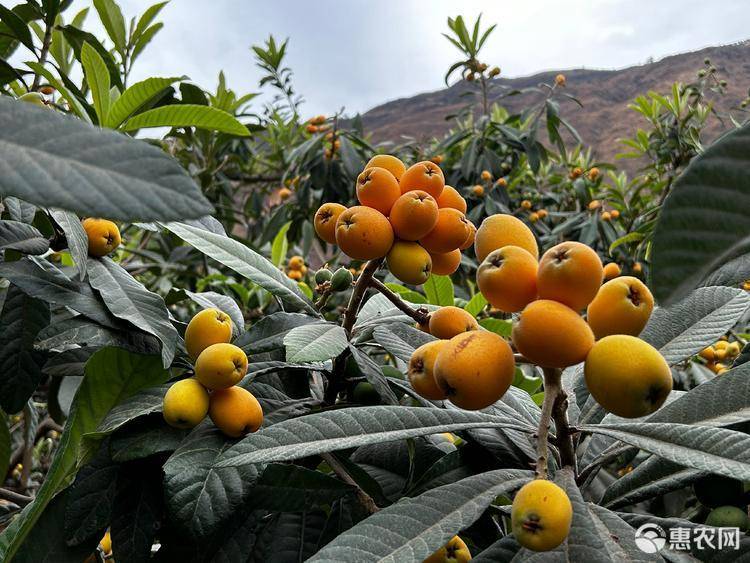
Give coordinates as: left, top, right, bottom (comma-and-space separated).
360, 41, 750, 166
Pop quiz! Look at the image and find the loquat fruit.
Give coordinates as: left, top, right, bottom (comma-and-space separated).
389, 191, 439, 241
184, 308, 233, 360
481, 170, 492, 181
419, 208, 471, 254
584, 335, 672, 418
429, 306, 479, 339
364, 154, 406, 181
437, 185, 468, 213
423, 535, 472, 563
512, 479, 572, 551
537, 209, 548, 219
82, 218, 121, 257
434, 331, 515, 410
512, 300, 594, 368
601, 211, 611, 222
336, 206, 395, 260
587, 276, 654, 339
386, 241, 432, 285
209, 385, 263, 437
314, 203, 347, 244
356, 166, 401, 214
399, 161, 445, 199
537, 241, 603, 311
588, 167, 600, 181
475, 214, 539, 263
521, 200, 532, 210
287, 269, 303, 281
408, 340, 448, 400
459, 221, 476, 250
162, 378, 209, 429
610, 209, 620, 219
554, 74, 566, 86
587, 199, 600, 210
195, 343, 248, 390
288, 256, 305, 270
477, 246, 538, 313
602, 262, 621, 281
99, 530, 112, 555
496, 178, 507, 188
528, 212, 540, 223
632, 262, 643, 275
430, 249, 462, 276
471, 185, 485, 197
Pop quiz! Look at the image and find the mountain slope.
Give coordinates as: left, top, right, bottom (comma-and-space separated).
360, 41, 750, 165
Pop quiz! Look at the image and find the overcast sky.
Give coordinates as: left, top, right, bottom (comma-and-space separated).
44, 1, 750, 116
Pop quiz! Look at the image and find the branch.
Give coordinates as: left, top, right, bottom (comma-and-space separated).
321, 452, 379, 514
369, 278, 430, 325
341, 259, 382, 335
325, 259, 383, 404
535, 368, 558, 479
0, 488, 32, 506
32, 22, 53, 91
536, 367, 577, 479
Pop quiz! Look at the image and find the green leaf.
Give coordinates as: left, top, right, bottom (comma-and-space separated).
233, 312, 319, 354
64, 444, 117, 545
252, 464, 354, 512
478, 317, 512, 337
0, 285, 49, 413
284, 322, 348, 363
163, 423, 260, 539
423, 274, 454, 306
215, 406, 527, 468
608, 231, 645, 255
640, 286, 750, 365
0, 348, 169, 561
463, 292, 487, 317
0, 96, 213, 221
651, 123, 750, 303
0, 258, 115, 327
581, 422, 750, 481
122, 104, 250, 136
163, 221, 316, 315
87, 257, 177, 367
130, 22, 162, 62
92, 0, 126, 53
111, 466, 163, 562
0, 220, 49, 254
106, 75, 182, 128
270, 221, 291, 267
80, 41, 110, 124
372, 323, 435, 363
308, 469, 532, 562
58, 24, 123, 89
48, 209, 88, 280
384, 282, 427, 304
0, 4, 35, 52
131, 1, 168, 42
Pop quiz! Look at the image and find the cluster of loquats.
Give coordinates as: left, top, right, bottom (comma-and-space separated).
81, 218, 122, 257
314, 155, 476, 285
698, 337, 743, 375
162, 308, 263, 438
286, 254, 308, 281
404, 213, 672, 553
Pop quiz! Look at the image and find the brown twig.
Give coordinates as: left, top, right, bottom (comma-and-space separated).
324, 259, 383, 404
341, 259, 383, 335
368, 278, 430, 325
321, 453, 379, 514
535, 369, 557, 479
32, 22, 53, 91
0, 488, 33, 506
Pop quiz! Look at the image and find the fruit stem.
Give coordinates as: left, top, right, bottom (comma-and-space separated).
321, 452, 379, 514
369, 278, 430, 326
341, 259, 383, 335
536, 367, 577, 478
326, 259, 384, 405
